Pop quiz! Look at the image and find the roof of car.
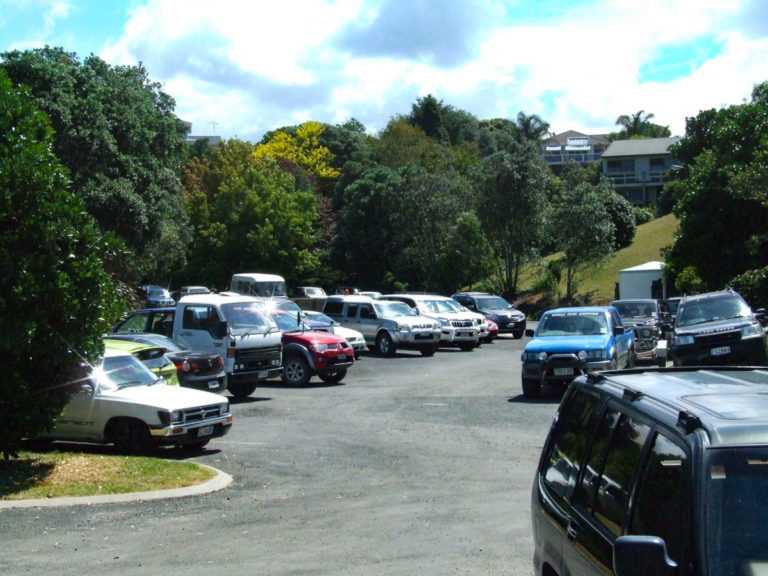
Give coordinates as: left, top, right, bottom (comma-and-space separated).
543, 306, 615, 314
178, 293, 263, 305
583, 368, 768, 446
103, 338, 166, 354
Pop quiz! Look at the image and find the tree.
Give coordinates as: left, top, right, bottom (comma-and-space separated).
254, 121, 340, 182
666, 83, 768, 291
472, 142, 553, 297
407, 94, 450, 145
551, 183, 616, 301
0, 72, 121, 458
375, 117, 455, 173
181, 139, 319, 288
514, 111, 551, 143
1, 47, 190, 285
613, 110, 671, 139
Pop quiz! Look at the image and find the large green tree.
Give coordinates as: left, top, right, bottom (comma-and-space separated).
0, 72, 121, 458
1, 47, 190, 284
666, 82, 768, 292
472, 142, 552, 297
613, 110, 672, 139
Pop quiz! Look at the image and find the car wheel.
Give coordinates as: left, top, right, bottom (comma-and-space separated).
319, 368, 347, 384
420, 344, 439, 357
657, 356, 667, 368
458, 342, 475, 351
227, 381, 256, 399
522, 378, 542, 399
110, 418, 154, 455
513, 331, 523, 339
283, 354, 312, 386
376, 332, 396, 356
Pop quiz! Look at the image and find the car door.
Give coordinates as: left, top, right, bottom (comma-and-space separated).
54, 373, 102, 441
610, 310, 631, 367
176, 304, 219, 352
357, 302, 379, 343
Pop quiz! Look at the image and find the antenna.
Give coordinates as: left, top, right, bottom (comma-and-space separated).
211, 121, 218, 134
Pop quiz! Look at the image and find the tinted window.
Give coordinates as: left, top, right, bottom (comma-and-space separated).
347, 304, 360, 319
116, 313, 149, 333
629, 432, 689, 563
324, 301, 344, 316
543, 390, 601, 500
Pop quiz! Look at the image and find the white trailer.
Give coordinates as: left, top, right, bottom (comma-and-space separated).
618, 261, 666, 300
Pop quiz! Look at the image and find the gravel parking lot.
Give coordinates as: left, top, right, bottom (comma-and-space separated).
1, 335, 561, 576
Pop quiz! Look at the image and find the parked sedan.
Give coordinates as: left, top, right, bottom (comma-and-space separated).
103, 337, 180, 387
104, 333, 226, 393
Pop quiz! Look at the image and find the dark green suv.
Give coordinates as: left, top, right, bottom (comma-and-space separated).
532, 367, 768, 576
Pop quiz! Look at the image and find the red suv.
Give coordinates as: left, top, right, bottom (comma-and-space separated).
271, 310, 355, 386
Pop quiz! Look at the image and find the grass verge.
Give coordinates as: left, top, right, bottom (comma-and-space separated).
0, 450, 215, 500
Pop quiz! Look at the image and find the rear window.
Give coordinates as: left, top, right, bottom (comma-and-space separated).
323, 301, 344, 316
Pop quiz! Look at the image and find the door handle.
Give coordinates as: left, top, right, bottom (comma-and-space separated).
566, 519, 579, 541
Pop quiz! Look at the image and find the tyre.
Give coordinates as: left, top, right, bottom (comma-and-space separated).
420, 343, 438, 357
656, 356, 667, 368
110, 418, 154, 455
283, 354, 312, 386
319, 368, 347, 384
376, 332, 396, 356
227, 381, 256, 399
513, 330, 524, 339
522, 378, 542, 399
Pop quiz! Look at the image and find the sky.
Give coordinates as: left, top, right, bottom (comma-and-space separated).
3, 0, 768, 143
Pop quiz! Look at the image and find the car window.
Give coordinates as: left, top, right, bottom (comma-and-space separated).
577, 408, 652, 536
324, 301, 343, 316
149, 311, 174, 337
629, 431, 689, 564
543, 390, 601, 500
347, 304, 360, 319
115, 313, 149, 333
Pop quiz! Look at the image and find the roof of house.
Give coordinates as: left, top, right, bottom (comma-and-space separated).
601, 137, 682, 158
543, 130, 611, 146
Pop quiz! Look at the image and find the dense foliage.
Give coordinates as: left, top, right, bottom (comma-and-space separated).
0, 72, 121, 458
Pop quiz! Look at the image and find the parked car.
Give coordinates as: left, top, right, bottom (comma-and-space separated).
103, 333, 226, 393
485, 318, 499, 343
271, 309, 355, 386
669, 289, 767, 366
137, 284, 175, 308
380, 293, 481, 351
451, 292, 527, 338
322, 295, 441, 356
302, 310, 368, 357
289, 286, 327, 299
264, 297, 334, 331
172, 285, 211, 300
610, 298, 671, 366
103, 337, 180, 387
112, 306, 176, 337
532, 366, 768, 576
38, 348, 232, 453
521, 306, 635, 398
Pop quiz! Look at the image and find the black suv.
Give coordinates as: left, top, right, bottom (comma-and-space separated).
532, 367, 768, 576
611, 298, 671, 366
669, 289, 767, 366
451, 291, 526, 338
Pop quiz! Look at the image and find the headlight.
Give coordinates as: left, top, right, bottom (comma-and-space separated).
439, 318, 450, 327
674, 334, 695, 346
523, 351, 546, 361
742, 323, 763, 337
310, 343, 330, 352
583, 350, 608, 360
158, 409, 184, 425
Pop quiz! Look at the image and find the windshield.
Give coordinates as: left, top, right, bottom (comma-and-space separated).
375, 301, 417, 318
705, 446, 768, 576
613, 301, 657, 318
96, 355, 160, 390
476, 296, 512, 310
445, 299, 468, 313
148, 288, 170, 298
676, 295, 751, 327
220, 301, 277, 333
537, 311, 608, 336
272, 310, 307, 333
421, 299, 457, 314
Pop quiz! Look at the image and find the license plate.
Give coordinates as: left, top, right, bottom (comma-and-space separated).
208, 380, 220, 389
554, 367, 574, 376
197, 425, 213, 437
711, 346, 731, 356
258, 370, 268, 378
338, 354, 347, 361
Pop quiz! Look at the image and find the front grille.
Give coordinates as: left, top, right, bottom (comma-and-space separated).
235, 344, 282, 369
183, 403, 224, 423
695, 329, 742, 347
451, 320, 473, 328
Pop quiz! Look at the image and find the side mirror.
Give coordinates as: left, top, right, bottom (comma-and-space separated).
615, 326, 625, 335
525, 328, 535, 338
216, 320, 229, 339
76, 383, 94, 396
613, 535, 677, 576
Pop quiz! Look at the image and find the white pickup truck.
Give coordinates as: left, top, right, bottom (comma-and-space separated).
41, 348, 232, 453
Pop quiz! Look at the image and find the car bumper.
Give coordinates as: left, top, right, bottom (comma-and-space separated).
150, 415, 233, 445
671, 336, 767, 366
439, 326, 480, 344
523, 355, 612, 384
392, 331, 441, 346
178, 370, 228, 394
495, 318, 526, 334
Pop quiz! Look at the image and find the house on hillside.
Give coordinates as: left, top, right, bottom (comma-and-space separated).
541, 130, 610, 167
601, 137, 681, 207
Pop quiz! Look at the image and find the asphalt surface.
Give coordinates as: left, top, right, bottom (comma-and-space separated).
1, 333, 563, 576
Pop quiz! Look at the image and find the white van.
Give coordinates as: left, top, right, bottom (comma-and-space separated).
230, 273, 287, 298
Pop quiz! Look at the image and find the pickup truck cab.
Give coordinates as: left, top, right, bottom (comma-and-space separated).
521, 306, 635, 398
322, 295, 441, 356
112, 293, 283, 399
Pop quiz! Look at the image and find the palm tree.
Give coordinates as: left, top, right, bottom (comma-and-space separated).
515, 111, 551, 143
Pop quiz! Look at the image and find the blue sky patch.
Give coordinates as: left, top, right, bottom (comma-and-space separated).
639, 37, 725, 83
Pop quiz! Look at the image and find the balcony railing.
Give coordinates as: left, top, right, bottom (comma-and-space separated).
542, 151, 603, 165
604, 170, 666, 186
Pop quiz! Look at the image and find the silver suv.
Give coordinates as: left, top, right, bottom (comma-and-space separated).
380, 294, 480, 351
322, 295, 441, 356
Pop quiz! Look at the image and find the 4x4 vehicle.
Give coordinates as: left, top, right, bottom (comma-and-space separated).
451, 292, 526, 338
532, 366, 768, 576
669, 289, 767, 367
271, 309, 355, 386
39, 348, 232, 453
380, 293, 480, 351
322, 295, 441, 356
137, 284, 175, 308
521, 306, 635, 398
611, 298, 671, 366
